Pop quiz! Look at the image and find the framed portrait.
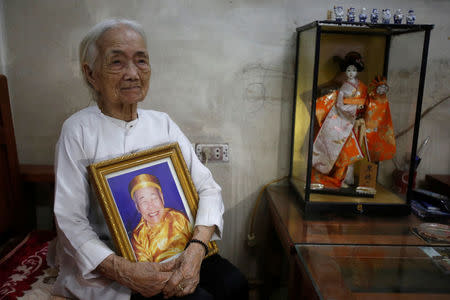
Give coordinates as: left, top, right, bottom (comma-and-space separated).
88, 142, 219, 263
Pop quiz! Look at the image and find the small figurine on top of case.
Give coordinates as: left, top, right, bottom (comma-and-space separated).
370, 8, 379, 24
334, 6, 345, 22
347, 7, 356, 22
407, 10, 416, 24
394, 9, 403, 24
382, 9, 392, 24
359, 8, 368, 23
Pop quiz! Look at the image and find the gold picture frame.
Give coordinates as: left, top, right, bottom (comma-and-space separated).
88, 142, 218, 262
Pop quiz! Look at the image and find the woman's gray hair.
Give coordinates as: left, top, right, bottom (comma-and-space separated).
79, 19, 147, 101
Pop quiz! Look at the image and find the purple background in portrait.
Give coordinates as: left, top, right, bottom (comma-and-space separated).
107, 161, 188, 239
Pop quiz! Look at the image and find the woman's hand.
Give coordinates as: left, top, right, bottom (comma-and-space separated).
162, 225, 215, 298
96, 254, 176, 298
119, 257, 177, 297
162, 243, 205, 298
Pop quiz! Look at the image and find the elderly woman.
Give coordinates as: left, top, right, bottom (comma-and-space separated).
49, 19, 247, 300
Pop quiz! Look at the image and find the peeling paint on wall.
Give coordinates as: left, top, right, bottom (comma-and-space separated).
236, 62, 293, 114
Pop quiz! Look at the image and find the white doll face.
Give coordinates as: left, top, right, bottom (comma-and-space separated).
345, 65, 358, 80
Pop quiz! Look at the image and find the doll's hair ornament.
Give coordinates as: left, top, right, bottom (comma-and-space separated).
368, 75, 389, 96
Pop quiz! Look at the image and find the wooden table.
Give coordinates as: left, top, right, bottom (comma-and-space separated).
19, 164, 54, 183
266, 184, 449, 300
19, 164, 55, 230
425, 174, 450, 196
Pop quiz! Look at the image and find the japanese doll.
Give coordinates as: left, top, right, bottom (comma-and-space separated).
311, 52, 396, 193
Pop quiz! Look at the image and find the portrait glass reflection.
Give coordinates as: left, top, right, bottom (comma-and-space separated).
106, 158, 194, 263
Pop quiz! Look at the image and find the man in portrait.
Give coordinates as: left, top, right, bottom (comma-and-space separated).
129, 174, 193, 263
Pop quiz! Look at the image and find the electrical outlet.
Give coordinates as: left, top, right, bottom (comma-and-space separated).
195, 143, 229, 162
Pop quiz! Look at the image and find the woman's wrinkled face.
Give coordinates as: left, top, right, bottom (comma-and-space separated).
134, 187, 164, 225
88, 25, 151, 106
345, 65, 358, 80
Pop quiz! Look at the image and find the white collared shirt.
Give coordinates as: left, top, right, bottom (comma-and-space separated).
50, 106, 224, 300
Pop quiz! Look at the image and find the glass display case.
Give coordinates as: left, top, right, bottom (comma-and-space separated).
295, 244, 450, 299
289, 21, 434, 215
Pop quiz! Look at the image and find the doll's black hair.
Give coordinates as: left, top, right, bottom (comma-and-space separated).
336, 51, 364, 72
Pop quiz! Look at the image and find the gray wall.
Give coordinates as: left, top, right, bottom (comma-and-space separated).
2, 0, 449, 280
0, 0, 7, 75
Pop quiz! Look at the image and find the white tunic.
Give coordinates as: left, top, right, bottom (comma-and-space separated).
49, 106, 224, 300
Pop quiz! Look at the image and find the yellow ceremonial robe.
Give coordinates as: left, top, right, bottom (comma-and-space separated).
131, 208, 192, 262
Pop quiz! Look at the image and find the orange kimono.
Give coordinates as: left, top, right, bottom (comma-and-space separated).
364, 80, 396, 162
311, 78, 395, 188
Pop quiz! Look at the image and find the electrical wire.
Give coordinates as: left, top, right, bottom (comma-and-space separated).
201, 148, 209, 166
395, 95, 449, 139
247, 176, 288, 244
